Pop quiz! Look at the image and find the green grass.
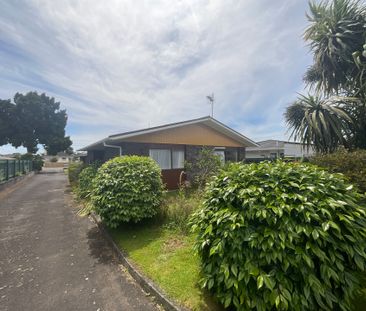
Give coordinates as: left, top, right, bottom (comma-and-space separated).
109, 222, 222, 311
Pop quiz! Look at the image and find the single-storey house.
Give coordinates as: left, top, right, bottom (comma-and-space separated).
79, 116, 258, 189
246, 140, 315, 160
43, 151, 72, 163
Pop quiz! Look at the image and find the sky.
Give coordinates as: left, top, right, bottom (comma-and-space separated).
0, 0, 313, 154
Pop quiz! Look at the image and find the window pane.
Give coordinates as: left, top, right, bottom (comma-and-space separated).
149, 149, 171, 169
270, 153, 277, 159
172, 150, 184, 169
214, 150, 225, 163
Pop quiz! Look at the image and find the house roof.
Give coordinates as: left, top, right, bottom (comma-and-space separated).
79, 116, 258, 151
256, 139, 305, 146
246, 139, 307, 151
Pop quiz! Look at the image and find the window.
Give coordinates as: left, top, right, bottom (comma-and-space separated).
172, 150, 184, 169
214, 148, 225, 163
149, 149, 171, 169
149, 148, 185, 169
270, 153, 277, 159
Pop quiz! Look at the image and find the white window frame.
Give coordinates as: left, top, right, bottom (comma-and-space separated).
149, 149, 171, 170
149, 148, 185, 170
172, 150, 185, 169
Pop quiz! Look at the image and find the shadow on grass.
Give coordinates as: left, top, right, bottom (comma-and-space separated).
107, 217, 166, 256
196, 286, 225, 311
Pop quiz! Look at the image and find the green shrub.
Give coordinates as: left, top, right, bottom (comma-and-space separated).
77, 164, 99, 199
32, 155, 44, 171
185, 147, 223, 189
191, 161, 366, 311
92, 156, 163, 227
311, 148, 366, 193
68, 161, 85, 186
50, 157, 58, 162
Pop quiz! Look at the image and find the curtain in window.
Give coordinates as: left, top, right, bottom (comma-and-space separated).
172, 150, 184, 169
214, 150, 225, 163
149, 149, 171, 169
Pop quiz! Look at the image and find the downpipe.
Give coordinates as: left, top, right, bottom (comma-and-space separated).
103, 142, 122, 156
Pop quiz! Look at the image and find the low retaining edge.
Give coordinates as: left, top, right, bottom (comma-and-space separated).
90, 213, 186, 311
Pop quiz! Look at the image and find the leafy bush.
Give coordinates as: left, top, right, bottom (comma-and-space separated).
311, 148, 366, 193
50, 157, 58, 162
191, 161, 366, 311
68, 161, 85, 186
77, 164, 99, 199
185, 147, 223, 188
32, 155, 44, 171
92, 156, 163, 227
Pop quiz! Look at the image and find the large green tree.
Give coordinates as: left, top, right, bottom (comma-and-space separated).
0, 92, 72, 154
0, 99, 15, 146
285, 0, 366, 153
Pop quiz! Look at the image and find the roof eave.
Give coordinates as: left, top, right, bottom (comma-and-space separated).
108, 116, 259, 148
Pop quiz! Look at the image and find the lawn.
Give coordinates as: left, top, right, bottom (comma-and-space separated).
109, 221, 223, 311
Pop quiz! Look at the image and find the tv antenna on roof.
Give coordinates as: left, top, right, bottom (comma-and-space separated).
207, 93, 214, 117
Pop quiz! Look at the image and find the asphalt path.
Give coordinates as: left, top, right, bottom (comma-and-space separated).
0, 170, 157, 311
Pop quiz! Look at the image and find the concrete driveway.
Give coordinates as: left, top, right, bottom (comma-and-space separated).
0, 171, 158, 311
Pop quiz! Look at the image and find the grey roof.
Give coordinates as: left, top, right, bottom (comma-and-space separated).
247, 139, 307, 151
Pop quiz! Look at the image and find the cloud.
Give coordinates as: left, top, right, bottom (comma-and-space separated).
0, 0, 312, 150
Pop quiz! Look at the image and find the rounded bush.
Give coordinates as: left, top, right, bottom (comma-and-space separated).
191, 161, 366, 311
92, 156, 163, 227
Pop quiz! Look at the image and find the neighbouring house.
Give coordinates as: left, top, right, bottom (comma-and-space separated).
43, 152, 72, 163
72, 152, 87, 162
79, 116, 258, 189
246, 140, 315, 160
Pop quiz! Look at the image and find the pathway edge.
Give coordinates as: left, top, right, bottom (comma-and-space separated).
90, 212, 186, 311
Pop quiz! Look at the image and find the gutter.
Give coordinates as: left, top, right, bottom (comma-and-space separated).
103, 142, 122, 156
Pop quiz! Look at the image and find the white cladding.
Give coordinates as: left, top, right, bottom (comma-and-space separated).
246, 140, 315, 159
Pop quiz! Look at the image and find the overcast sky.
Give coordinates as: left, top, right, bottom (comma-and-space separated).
0, 0, 313, 154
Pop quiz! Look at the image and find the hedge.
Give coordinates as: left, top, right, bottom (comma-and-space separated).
311, 148, 366, 193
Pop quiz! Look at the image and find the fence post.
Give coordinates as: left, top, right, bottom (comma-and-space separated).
6, 160, 9, 180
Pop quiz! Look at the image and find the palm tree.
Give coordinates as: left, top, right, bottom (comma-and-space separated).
285, 95, 353, 153
286, 0, 366, 151
304, 0, 366, 94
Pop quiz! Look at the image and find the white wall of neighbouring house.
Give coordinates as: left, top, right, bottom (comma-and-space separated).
43, 155, 71, 163
245, 149, 284, 159
284, 143, 315, 158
